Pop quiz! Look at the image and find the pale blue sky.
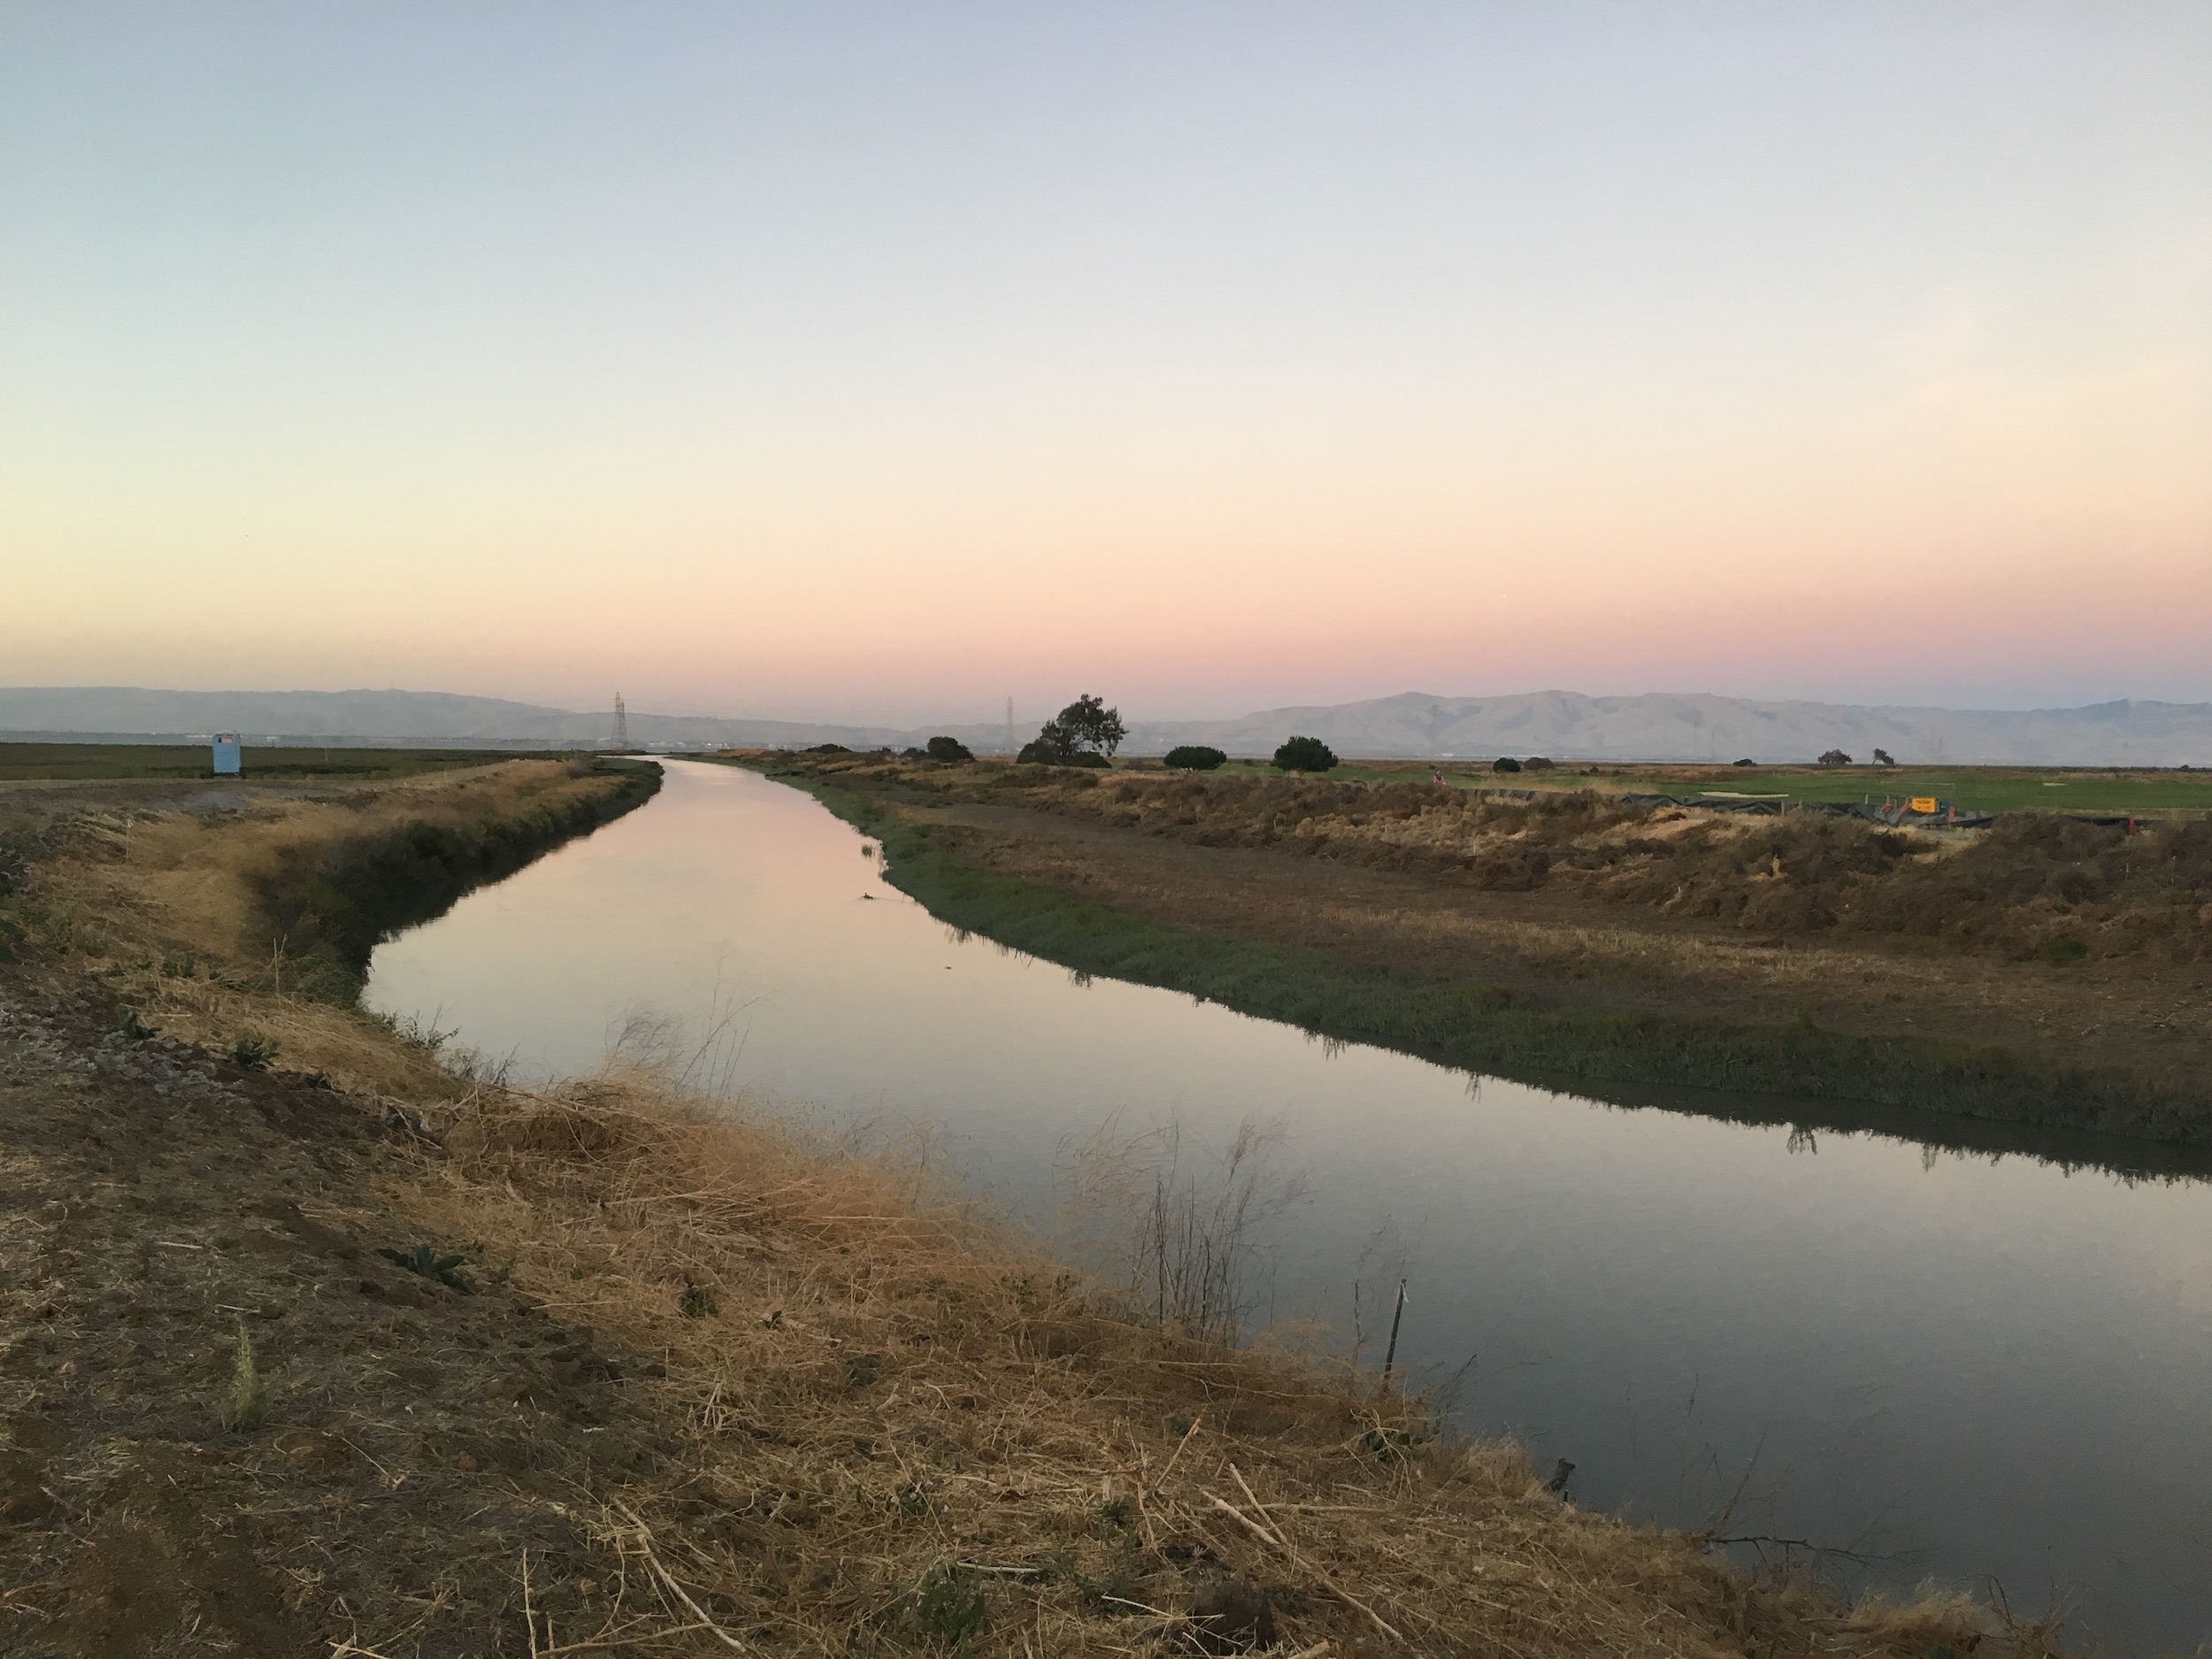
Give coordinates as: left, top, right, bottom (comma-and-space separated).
4, 4, 2206, 720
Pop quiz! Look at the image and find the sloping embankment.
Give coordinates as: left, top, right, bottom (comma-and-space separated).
0, 758, 2062, 1655
741, 755, 2212, 1148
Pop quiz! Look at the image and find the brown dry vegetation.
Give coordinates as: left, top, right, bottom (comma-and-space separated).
4, 758, 653, 1093
821, 762, 2212, 969
0, 771, 2062, 1655
740, 755, 2212, 1120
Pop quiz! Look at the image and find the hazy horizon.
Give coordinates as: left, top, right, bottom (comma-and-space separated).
5, 6, 2207, 718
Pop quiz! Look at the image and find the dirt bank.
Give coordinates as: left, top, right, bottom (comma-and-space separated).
738, 754, 2212, 1142
0, 765, 2058, 1655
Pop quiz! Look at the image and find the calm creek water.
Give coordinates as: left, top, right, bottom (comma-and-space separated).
366, 760, 2212, 1652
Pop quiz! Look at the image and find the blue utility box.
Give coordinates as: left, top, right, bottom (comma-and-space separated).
212, 733, 242, 776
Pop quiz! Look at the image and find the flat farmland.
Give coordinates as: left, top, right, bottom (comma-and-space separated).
1194, 757, 2212, 818
0, 742, 579, 782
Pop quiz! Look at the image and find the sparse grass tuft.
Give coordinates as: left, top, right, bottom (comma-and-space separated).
219, 1319, 272, 1432
376, 1243, 476, 1293
677, 1283, 718, 1318
912, 1565, 990, 1649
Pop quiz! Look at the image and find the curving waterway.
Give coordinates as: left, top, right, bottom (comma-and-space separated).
366, 759, 2212, 1652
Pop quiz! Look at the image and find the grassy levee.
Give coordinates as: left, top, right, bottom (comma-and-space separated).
0, 741, 585, 782
764, 764, 2209, 1148
4, 757, 663, 1091
257, 757, 661, 1000
0, 756, 2064, 1655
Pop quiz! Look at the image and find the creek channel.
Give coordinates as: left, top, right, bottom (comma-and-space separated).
366, 758, 2212, 1651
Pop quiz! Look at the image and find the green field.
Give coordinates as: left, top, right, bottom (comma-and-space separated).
0, 743, 580, 782
1189, 756, 2212, 818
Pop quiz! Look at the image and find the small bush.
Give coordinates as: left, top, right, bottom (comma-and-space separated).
1272, 736, 1337, 772
1734, 757, 1757, 766
1817, 749, 1853, 766
1492, 757, 1522, 773
679, 1283, 718, 1318
804, 742, 850, 754
231, 1033, 278, 1071
912, 1566, 988, 1648
925, 736, 974, 763
2043, 935, 2089, 964
1164, 745, 1227, 772
1523, 756, 1555, 772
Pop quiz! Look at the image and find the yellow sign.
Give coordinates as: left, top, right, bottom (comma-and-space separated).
1909, 796, 1938, 813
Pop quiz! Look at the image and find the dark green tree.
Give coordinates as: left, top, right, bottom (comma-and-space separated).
1022, 695, 1125, 765
1056, 694, 1125, 760
1271, 736, 1337, 772
1164, 745, 1227, 772
924, 735, 974, 763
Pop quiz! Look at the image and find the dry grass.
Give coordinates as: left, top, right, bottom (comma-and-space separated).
11, 758, 640, 1098
796, 757, 2212, 967
389, 1067, 2052, 1657
0, 764, 2068, 1655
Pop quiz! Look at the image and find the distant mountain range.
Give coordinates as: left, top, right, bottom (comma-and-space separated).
4, 685, 2208, 766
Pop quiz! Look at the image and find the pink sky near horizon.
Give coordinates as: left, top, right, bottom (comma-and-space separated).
3, 4, 2207, 726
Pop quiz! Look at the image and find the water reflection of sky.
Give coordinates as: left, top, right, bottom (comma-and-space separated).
367, 760, 2212, 1653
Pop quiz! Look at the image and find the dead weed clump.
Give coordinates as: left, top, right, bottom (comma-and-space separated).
386, 1070, 2047, 1658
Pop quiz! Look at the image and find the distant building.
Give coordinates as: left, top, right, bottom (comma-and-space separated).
212, 733, 242, 776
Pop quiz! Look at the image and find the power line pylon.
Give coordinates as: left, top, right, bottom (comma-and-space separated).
612, 693, 628, 749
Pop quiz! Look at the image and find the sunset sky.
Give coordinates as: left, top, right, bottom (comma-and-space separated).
4, 4, 2208, 725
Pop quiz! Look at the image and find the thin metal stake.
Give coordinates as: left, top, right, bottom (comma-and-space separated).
1381, 1279, 1407, 1384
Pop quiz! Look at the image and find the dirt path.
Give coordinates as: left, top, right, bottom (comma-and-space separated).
925, 800, 2212, 1097
0, 967, 668, 1656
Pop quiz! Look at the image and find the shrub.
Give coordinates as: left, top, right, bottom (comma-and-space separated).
1492, 757, 1522, 773
912, 1566, 988, 1647
1817, 749, 1853, 766
1164, 745, 1227, 772
1272, 736, 1337, 772
1524, 756, 1555, 772
925, 736, 974, 763
804, 742, 850, 754
1872, 748, 1896, 765
1734, 757, 1756, 766
679, 1283, 718, 1318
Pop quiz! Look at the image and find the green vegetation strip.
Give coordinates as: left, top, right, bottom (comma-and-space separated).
770, 767, 2207, 1148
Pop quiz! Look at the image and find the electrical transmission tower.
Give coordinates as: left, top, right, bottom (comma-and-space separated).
1005, 696, 1014, 756
611, 693, 628, 749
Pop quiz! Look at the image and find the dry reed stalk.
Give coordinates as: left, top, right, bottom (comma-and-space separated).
378, 1069, 2058, 1659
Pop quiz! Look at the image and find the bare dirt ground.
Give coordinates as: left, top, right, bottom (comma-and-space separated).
0, 968, 665, 1656
920, 800, 2212, 1099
